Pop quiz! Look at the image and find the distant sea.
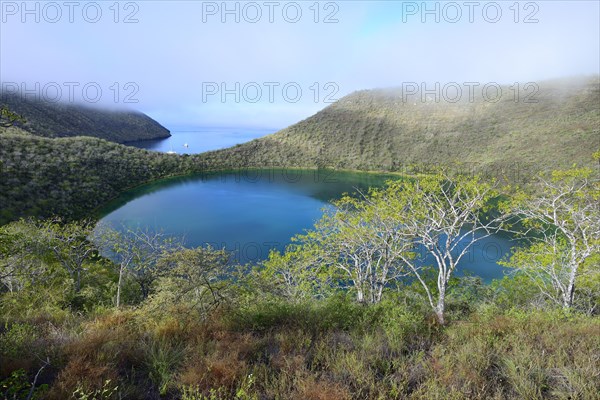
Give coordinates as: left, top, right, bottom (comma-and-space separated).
126, 126, 277, 154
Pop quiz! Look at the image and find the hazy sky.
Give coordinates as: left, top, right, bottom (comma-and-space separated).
1, 0, 598, 129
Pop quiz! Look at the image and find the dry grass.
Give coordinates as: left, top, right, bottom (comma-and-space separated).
1, 299, 599, 399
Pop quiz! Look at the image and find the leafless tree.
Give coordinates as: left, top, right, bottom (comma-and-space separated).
95, 224, 181, 303
506, 169, 599, 309
386, 173, 505, 324
314, 196, 412, 304
38, 219, 96, 293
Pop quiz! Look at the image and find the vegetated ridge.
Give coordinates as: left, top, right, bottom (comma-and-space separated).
202, 76, 599, 178
0, 91, 170, 143
1, 76, 598, 224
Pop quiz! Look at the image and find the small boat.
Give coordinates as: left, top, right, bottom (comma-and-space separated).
166, 143, 177, 154
183, 143, 189, 148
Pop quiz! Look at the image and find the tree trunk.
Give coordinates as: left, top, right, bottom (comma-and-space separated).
116, 263, 124, 308
356, 288, 364, 303
140, 279, 151, 299
564, 270, 576, 309
375, 283, 384, 304
435, 309, 445, 325
74, 269, 81, 293
563, 259, 578, 309
435, 286, 446, 325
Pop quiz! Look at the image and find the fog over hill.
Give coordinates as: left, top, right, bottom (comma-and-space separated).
200, 76, 599, 179
0, 92, 170, 143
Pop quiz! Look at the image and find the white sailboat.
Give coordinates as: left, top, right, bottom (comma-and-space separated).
166, 142, 177, 154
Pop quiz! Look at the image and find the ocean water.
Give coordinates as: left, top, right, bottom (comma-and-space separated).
125, 126, 276, 154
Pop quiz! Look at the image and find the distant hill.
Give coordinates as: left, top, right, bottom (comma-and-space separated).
0, 92, 170, 143
201, 76, 600, 180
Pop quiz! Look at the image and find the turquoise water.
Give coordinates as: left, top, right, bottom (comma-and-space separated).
97, 169, 513, 281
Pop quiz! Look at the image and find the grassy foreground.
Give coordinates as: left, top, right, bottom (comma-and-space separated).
1, 296, 598, 400
1, 165, 598, 399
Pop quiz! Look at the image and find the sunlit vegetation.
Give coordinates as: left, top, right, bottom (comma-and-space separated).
1, 168, 598, 399
209, 77, 599, 181
0, 105, 26, 128
0, 82, 598, 398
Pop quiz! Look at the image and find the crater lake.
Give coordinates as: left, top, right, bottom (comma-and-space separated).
97, 169, 513, 282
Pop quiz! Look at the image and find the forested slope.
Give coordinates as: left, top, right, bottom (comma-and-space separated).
1, 77, 598, 224
208, 76, 600, 177
0, 134, 196, 224
0, 92, 170, 143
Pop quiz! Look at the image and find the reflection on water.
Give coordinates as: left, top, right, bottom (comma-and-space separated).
97, 169, 512, 281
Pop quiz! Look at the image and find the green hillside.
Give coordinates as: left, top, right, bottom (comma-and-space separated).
0, 92, 170, 143
205, 76, 599, 179
0, 78, 599, 398
1, 77, 598, 225
0, 134, 197, 224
